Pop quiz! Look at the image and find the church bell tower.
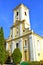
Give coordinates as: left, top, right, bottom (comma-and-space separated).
13, 4, 31, 30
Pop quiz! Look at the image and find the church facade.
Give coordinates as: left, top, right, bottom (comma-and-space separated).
6, 4, 43, 61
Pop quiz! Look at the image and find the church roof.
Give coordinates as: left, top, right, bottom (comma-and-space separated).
13, 3, 29, 10
32, 31, 43, 38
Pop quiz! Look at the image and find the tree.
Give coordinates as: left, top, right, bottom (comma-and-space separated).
0, 27, 6, 65
12, 48, 22, 65
5, 51, 11, 64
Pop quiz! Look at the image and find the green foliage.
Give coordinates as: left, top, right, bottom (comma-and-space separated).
5, 51, 10, 63
0, 27, 4, 45
6, 56, 11, 63
28, 61, 43, 65
5, 56, 11, 63
5, 51, 11, 64
0, 27, 6, 65
20, 62, 29, 65
20, 61, 43, 65
12, 48, 22, 65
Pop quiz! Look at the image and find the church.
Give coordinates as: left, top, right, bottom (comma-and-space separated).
6, 4, 43, 61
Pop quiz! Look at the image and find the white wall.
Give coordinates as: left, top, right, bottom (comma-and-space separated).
29, 35, 34, 61
19, 38, 22, 52
29, 34, 39, 61
32, 35, 38, 61
11, 41, 16, 53
13, 5, 30, 29
20, 23, 22, 36
6, 43, 9, 50
12, 27, 15, 39
29, 34, 43, 61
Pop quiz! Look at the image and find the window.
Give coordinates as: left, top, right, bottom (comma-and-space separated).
17, 31, 18, 34
25, 40, 27, 46
11, 35, 12, 37
37, 40, 40, 51
17, 12, 18, 16
23, 30, 25, 32
16, 20, 18, 23
16, 43, 18, 48
17, 27, 18, 29
25, 12, 27, 15
38, 53, 40, 56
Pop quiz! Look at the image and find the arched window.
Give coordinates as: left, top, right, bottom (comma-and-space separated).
25, 12, 27, 15
16, 43, 19, 48
25, 40, 27, 46
17, 12, 18, 16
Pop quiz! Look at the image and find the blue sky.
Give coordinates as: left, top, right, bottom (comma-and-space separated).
0, 0, 43, 38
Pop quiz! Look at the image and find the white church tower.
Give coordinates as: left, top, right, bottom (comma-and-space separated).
10, 4, 31, 53
13, 4, 31, 29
